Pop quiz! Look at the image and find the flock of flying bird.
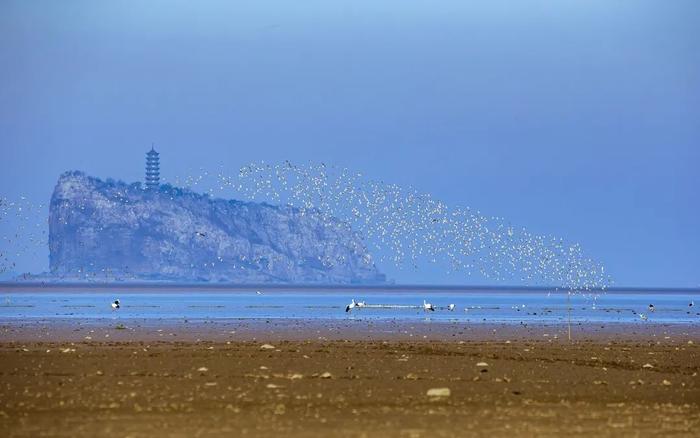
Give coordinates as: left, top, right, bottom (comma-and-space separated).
225, 161, 611, 292
2, 161, 612, 294
0, 197, 48, 277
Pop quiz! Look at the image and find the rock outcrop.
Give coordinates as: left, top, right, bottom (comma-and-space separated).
49, 171, 384, 283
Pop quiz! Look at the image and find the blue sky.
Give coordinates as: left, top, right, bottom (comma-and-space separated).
1, 1, 698, 287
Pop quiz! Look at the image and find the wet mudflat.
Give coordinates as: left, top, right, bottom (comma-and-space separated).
0, 335, 698, 437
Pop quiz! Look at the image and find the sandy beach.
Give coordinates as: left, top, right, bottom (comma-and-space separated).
1, 321, 698, 437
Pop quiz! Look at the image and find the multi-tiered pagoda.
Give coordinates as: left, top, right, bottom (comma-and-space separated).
145, 146, 160, 189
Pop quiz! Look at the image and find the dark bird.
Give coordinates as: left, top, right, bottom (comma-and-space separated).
111, 299, 120, 310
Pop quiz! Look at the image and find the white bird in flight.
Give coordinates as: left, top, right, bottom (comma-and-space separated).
423, 300, 435, 312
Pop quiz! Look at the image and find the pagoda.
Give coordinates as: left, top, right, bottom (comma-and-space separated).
145, 146, 160, 189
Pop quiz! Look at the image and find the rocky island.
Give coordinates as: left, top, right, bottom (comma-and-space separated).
48, 171, 384, 284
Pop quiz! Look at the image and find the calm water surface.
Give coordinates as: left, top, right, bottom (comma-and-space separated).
0, 289, 697, 324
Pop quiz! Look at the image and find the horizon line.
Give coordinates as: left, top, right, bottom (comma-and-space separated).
0, 281, 698, 294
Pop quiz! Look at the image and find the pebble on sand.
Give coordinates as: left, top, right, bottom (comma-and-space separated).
260, 344, 276, 350
642, 363, 654, 369
426, 388, 451, 397
320, 372, 333, 379
476, 362, 489, 367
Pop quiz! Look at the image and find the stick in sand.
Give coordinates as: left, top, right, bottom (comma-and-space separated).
567, 290, 572, 342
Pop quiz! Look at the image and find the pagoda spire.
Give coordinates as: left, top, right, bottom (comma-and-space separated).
145, 145, 160, 189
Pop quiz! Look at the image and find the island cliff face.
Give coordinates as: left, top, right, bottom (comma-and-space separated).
48, 171, 384, 283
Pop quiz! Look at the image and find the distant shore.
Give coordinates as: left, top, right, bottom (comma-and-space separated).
1, 281, 698, 294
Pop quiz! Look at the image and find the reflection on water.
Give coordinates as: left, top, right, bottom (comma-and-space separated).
0, 289, 697, 324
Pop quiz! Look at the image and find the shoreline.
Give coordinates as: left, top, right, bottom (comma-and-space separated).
2, 318, 698, 343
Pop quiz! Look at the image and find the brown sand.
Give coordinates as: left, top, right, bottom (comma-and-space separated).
1, 322, 698, 437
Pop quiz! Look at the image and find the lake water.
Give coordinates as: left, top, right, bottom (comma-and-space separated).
0, 288, 697, 324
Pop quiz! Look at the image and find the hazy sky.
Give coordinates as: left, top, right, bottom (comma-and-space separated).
1, 1, 698, 287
